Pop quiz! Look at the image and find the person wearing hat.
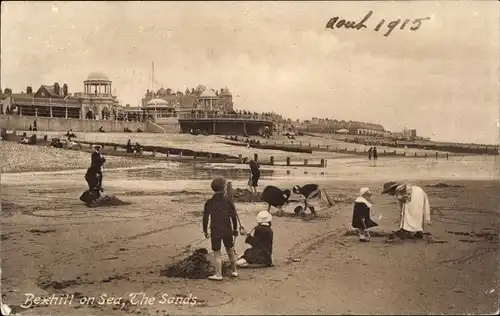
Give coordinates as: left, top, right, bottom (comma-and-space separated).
90, 145, 106, 191
81, 165, 102, 207
292, 183, 334, 216
203, 177, 239, 281
247, 158, 261, 195
236, 210, 274, 268
352, 188, 378, 241
382, 181, 431, 240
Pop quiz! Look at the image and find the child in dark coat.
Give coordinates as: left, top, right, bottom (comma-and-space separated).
203, 177, 239, 280
352, 187, 378, 242
237, 210, 274, 267
261, 185, 291, 215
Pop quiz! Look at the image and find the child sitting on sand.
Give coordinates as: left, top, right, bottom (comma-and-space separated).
352, 188, 378, 242
237, 210, 274, 268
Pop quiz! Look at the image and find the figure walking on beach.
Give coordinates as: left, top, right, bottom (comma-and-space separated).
372, 147, 378, 167
352, 188, 378, 242
381, 182, 431, 240
368, 147, 373, 160
203, 177, 239, 281
248, 158, 261, 195
90, 145, 106, 190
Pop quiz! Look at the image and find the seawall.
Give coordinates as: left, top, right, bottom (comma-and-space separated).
0, 115, 158, 133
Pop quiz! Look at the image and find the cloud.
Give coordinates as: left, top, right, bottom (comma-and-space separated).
1, 1, 498, 144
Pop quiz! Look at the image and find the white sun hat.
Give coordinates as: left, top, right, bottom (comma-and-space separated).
256, 210, 272, 224
360, 187, 371, 196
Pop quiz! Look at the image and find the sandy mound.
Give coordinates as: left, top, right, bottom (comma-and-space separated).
232, 188, 262, 203
92, 195, 132, 207
160, 248, 233, 279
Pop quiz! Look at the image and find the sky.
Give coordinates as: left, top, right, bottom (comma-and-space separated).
1, 1, 499, 144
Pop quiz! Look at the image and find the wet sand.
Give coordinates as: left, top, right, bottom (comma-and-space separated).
1, 154, 499, 315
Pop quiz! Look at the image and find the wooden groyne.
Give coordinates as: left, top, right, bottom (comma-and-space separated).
224, 137, 452, 159
77, 140, 236, 160
2, 131, 326, 167
301, 132, 499, 155
220, 139, 313, 154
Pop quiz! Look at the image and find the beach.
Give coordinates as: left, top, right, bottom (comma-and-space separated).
1, 141, 498, 315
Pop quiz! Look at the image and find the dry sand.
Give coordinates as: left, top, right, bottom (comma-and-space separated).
1, 144, 499, 315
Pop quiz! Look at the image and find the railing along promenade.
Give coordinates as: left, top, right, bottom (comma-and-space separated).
11, 96, 81, 107
178, 112, 274, 122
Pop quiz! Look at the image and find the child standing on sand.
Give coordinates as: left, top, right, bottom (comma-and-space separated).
352, 188, 378, 242
203, 177, 239, 280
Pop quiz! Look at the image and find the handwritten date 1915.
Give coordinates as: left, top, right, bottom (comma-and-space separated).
326, 11, 430, 37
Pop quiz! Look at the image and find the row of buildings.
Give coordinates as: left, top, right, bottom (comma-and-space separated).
292, 117, 423, 140
0, 71, 421, 140
0, 72, 235, 122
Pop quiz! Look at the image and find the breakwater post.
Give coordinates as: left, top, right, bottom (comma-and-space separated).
321, 159, 327, 168
286, 157, 291, 166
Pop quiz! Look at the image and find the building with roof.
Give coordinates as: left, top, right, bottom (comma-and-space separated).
140, 85, 233, 113
2, 72, 121, 120
3, 83, 82, 118
74, 72, 120, 120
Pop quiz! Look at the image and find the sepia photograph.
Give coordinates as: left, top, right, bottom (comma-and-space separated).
0, 1, 499, 315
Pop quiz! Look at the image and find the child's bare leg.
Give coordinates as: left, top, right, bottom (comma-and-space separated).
359, 228, 366, 241
213, 250, 222, 277
227, 247, 238, 276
